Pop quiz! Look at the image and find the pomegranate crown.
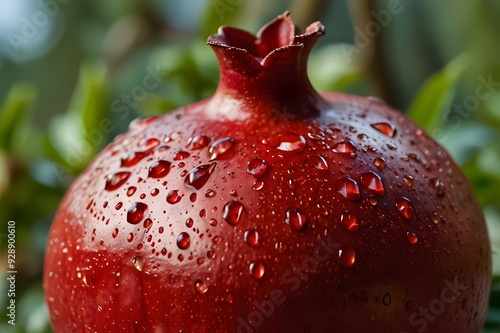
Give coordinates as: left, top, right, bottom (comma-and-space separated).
207, 11, 325, 68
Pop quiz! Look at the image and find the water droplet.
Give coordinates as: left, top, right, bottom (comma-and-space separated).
205, 189, 217, 198
361, 171, 385, 195
209, 218, 218, 226
374, 157, 387, 169
166, 190, 181, 204
336, 178, 361, 200
252, 179, 264, 191
115, 202, 123, 210
340, 212, 359, 232
244, 229, 260, 247
383, 292, 392, 306
275, 242, 285, 252
127, 202, 148, 224
132, 255, 143, 271
430, 178, 445, 196
284, 208, 308, 231
369, 314, 377, 322
273, 133, 306, 152
305, 155, 329, 171
369, 196, 378, 206
222, 201, 245, 226
127, 186, 137, 197
188, 134, 210, 150
431, 213, 440, 224
371, 122, 397, 137
404, 175, 414, 187
212, 236, 222, 245
209, 137, 235, 160
173, 150, 190, 161
150, 188, 159, 197
333, 140, 356, 153
246, 158, 268, 178
121, 150, 149, 167
176, 232, 191, 250
143, 218, 153, 229
148, 160, 172, 178
127, 233, 134, 242
407, 232, 418, 244
185, 163, 217, 190
396, 197, 414, 219
207, 250, 216, 259
337, 247, 356, 267
249, 262, 265, 280
105, 171, 131, 191
164, 131, 181, 143
199, 209, 206, 218
112, 228, 119, 238
142, 138, 160, 149
185, 218, 194, 228
194, 279, 208, 294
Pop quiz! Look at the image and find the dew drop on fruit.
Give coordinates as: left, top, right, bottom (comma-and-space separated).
176, 232, 191, 250
112, 228, 119, 238
127, 202, 148, 224
431, 177, 446, 196
407, 232, 418, 244
185, 163, 217, 190
404, 175, 414, 187
166, 190, 181, 204
143, 218, 153, 229
374, 157, 387, 169
252, 179, 265, 191
369, 197, 378, 206
188, 134, 210, 150
371, 122, 397, 137
148, 160, 172, 178
115, 202, 123, 210
222, 201, 245, 226
209, 218, 217, 226
141, 137, 160, 150
164, 131, 181, 143
333, 140, 356, 153
273, 133, 306, 152
361, 171, 385, 195
244, 229, 260, 247
105, 171, 131, 191
127, 233, 134, 242
396, 197, 414, 219
340, 211, 359, 232
185, 218, 194, 228
132, 255, 143, 271
246, 158, 268, 178
284, 208, 308, 231
305, 155, 329, 171
150, 188, 159, 197
173, 150, 190, 161
121, 150, 149, 167
209, 137, 235, 160
336, 178, 361, 200
337, 246, 356, 267
249, 262, 265, 280
205, 189, 217, 198
383, 292, 392, 306
194, 279, 208, 295
127, 186, 137, 197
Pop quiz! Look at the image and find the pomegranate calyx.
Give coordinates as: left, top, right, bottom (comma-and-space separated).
206, 11, 328, 121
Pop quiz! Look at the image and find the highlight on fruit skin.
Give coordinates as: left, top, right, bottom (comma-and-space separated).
43, 11, 491, 333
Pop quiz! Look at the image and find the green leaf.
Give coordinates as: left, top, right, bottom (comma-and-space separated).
67, 62, 109, 145
407, 52, 470, 132
0, 82, 36, 153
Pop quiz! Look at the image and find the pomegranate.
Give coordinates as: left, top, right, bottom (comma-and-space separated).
44, 12, 491, 333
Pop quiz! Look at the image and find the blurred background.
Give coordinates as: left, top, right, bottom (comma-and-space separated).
0, 0, 499, 332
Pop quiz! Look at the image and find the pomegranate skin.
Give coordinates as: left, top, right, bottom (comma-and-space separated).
44, 12, 491, 333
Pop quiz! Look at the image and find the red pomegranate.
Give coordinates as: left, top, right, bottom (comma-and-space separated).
44, 12, 491, 333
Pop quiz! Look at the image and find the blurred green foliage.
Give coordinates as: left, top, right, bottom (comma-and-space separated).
0, 0, 499, 332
